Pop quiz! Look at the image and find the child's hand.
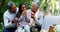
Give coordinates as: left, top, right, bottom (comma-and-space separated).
22, 11, 26, 16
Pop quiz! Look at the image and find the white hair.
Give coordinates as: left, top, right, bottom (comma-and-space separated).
7, 1, 15, 7
32, 2, 40, 8
33, 0, 39, 2
32, 0, 40, 8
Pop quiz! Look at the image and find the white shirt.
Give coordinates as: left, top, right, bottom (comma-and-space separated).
27, 9, 44, 26
3, 8, 18, 28
34, 9, 43, 26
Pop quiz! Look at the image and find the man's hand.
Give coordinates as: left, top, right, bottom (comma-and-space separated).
31, 12, 35, 19
12, 18, 18, 23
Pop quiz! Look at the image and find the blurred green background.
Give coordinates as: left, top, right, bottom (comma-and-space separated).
0, 0, 60, 32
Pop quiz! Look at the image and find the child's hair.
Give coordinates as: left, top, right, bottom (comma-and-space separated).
16, 3, 26, 18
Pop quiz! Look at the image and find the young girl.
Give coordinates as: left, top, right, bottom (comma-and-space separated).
16, 3, 30, 32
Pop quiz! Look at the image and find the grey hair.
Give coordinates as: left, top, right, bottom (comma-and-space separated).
7, 1, 15, 7
32, 1, 40, 8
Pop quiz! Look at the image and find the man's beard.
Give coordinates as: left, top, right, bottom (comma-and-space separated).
9, 10, 16, 13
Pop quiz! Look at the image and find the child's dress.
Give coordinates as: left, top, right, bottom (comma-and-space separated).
17, 12, 30, 32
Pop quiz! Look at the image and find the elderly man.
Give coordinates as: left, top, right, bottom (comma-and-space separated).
27, 1, 44, 32
3, 1, 18, 32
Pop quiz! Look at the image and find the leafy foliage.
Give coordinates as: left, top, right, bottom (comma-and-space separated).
0, 23, 3, 32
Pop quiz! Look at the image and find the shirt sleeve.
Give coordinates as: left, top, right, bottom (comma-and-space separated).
33, 12, 43, 26
3, 15, 11, 27
3, 15, 16, 28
